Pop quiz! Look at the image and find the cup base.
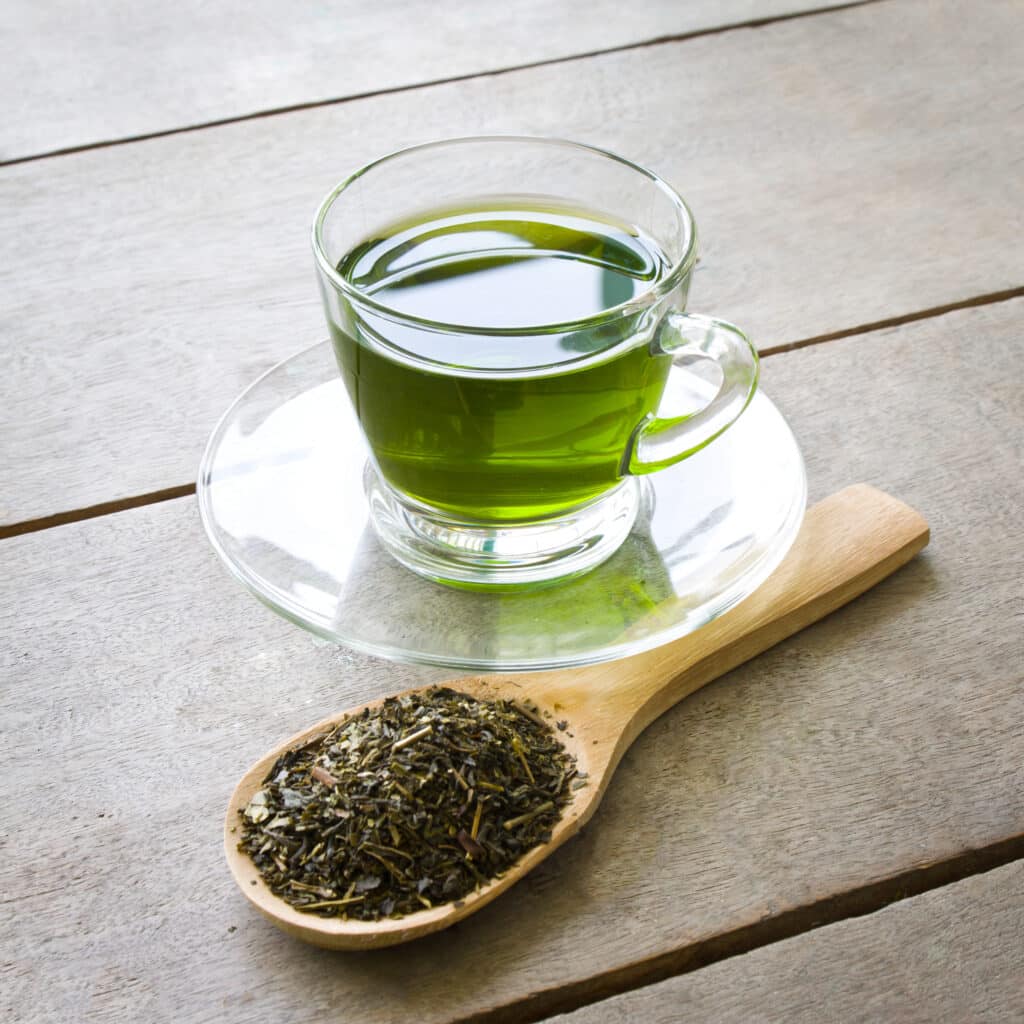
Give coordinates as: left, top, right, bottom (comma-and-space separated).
364, 468, 641, 590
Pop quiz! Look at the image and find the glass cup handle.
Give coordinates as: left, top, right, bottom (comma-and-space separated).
623, 312, 759, 475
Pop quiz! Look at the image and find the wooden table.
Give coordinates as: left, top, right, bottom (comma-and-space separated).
2, 2, 1022, 1020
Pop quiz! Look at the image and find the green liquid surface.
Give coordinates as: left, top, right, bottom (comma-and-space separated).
330, 200, 673, 520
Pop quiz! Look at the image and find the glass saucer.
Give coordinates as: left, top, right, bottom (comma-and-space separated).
198, 342, 806, 671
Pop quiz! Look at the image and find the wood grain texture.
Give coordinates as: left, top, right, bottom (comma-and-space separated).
2, 299, 1022, 1023
552, 860, 1024, 1023
2, 0, 1023, 527
0, 0, 848, 162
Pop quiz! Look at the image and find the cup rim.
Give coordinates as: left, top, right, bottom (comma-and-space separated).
311, 135, 699, 337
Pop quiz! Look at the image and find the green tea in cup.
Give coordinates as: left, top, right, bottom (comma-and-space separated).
331, 198, 674, 521
314, 138, 757, 588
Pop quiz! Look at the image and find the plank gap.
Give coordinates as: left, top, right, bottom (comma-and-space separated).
760, 285, 1024, 357
0, 0, 889, 169
0, 483, 196, 539
1, 277, 1019, 542
458, 833, 1024, 1024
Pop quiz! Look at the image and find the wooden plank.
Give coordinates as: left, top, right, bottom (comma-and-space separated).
2, 299, 1022, 1023
2, 0, 1022, 529
553, 861, 1024, 1023
0, 0, 847, 162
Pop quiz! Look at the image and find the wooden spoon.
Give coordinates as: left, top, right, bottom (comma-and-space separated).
226, 483, 928, 949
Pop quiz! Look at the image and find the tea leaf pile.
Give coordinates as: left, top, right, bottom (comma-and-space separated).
238, 687, 581, 919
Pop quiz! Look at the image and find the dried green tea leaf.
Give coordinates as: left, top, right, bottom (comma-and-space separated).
238, 687, 576, 921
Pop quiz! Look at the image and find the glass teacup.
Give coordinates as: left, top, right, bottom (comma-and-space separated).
313, 137, 758, 588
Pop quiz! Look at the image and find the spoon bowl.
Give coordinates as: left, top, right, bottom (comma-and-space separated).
226, 484, 928, 948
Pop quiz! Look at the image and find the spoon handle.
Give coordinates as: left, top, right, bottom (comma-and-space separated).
535, 484, 929, 758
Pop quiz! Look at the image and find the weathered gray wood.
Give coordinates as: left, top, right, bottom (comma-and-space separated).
0, 0, 847, 162
2, 0, 1022, 528
2, 299, 1022, 1023
553, 861, 1024, 1023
